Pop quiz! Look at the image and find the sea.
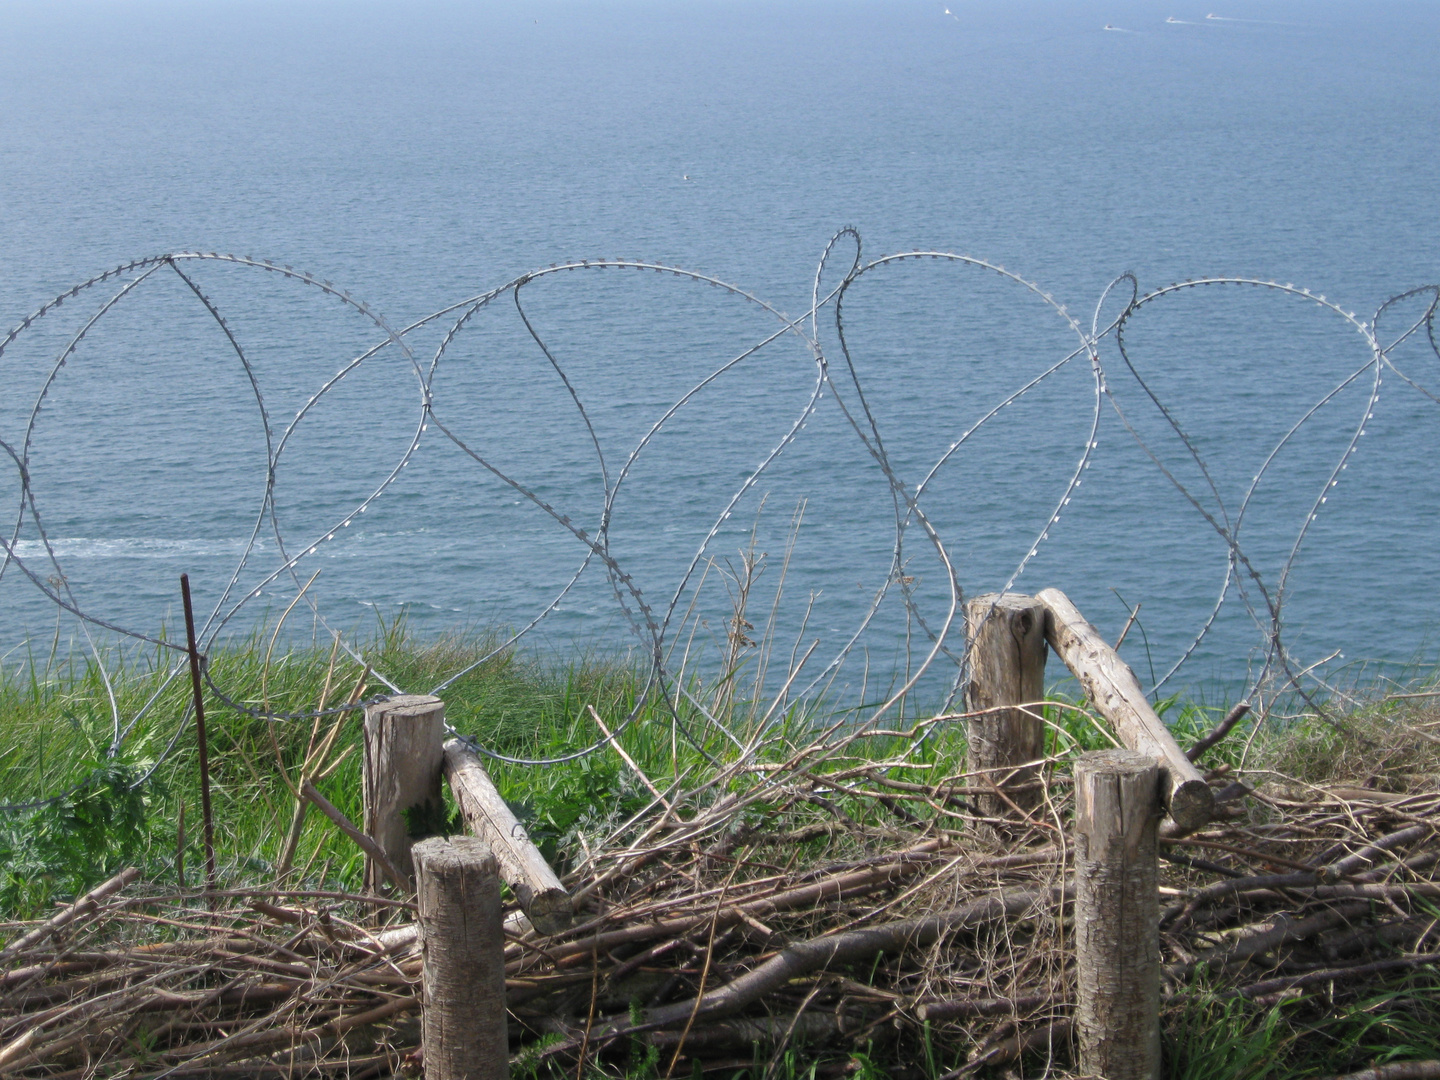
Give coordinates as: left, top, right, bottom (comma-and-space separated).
1, 0, 1438, 711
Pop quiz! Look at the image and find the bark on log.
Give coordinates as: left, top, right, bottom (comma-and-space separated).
916, 992, 1050, 1022
965, 593, 1048, 824
1168, 901, 1373, 980
1331, 824, 1433, 876
414, 836, 507, 1080
1038, 588, 1212, 831
1074, 749, 1161, 1080
1186, 701, 1251, 761
643, 1013, 849, 1051
967, 1019, 1073, 1072
0, 867, 139, 962
443, 738, 572, 935
1239, 954, 1440, 1001
362, 695, 446, 892
550, 885, 1059, 1054
542, 842, 948, 967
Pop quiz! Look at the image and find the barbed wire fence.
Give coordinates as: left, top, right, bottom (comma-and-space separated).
1, 228, 1436, 813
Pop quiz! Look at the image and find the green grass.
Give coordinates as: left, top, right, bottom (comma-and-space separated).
0, 617, 886, 916
0, 623, 676, 915
1165, 971, 1440, 1080
3, 627, 1439, 1079
0, 626, 1356, 915
0, 594, 1264, 907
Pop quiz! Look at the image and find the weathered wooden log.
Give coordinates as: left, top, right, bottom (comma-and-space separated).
0, 867, 139, 962
362, 694, 446, 891
414, 836, 508, 1080
443, 738, 572, 935
542, 884, 1059, 1058
643, 1012, 849, 1050
968, 1019, 1073, 1072
965, 593, 1049, 823
1169, 901, 1373, 980
1038, 588, 1212, 831
543, 840, 952, 966
1074, 749, 1161, 1080
916, 992, 1050, 1022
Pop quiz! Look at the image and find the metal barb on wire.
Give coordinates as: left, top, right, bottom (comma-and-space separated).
0, 235, 1434, 810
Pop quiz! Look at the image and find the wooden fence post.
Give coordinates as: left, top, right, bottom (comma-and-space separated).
414, 836, 508, 1080
965, 593, 1048, 823
363, 694, 446, 891
1074, 749, 1162, 1080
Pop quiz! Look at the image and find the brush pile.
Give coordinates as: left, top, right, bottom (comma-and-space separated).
2, 711, 1438, 1079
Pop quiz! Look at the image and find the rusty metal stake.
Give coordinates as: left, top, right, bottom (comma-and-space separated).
180, 574, 217, 899
176, 800, 186, 891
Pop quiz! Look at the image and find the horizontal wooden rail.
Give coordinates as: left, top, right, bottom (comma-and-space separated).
1037, 587, 1213, 832
443, 738, 572, 935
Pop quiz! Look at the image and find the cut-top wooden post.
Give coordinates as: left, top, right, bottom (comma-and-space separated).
1074, 749, 1162, 1080
965, 593, 1048, 824
362, 694, 446, 892
414, 836, 508, 1080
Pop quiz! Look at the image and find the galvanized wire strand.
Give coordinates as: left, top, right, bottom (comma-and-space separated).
0, 253, 424, 808
410, 282, 618, 698
163, 260, 279, 646
822, 249, 1099, 719
2, 234, 1437, 811
1373, 286, 1440, 405
425, 259, 831, 764
4, 264, 177, 649
184, 258, 425, 695
1108, 278, 1384, 706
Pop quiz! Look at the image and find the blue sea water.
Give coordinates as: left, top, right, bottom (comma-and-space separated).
1, 0, 1438, 707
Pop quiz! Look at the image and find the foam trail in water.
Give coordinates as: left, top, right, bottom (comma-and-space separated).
6, 537, 257, 559
1205, 13, 1298, 25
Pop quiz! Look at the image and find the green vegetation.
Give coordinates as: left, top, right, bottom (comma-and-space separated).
1166, 971, 1440, 1080
0, 622, 659, 915
1, 624, 1437, 1078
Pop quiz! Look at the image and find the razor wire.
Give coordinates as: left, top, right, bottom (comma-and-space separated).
1, 232, 1437, 812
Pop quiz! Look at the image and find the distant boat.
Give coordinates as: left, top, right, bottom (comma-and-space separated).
1166, 16, 1181, 22
1104, 23, 1116, 29
1206, 12, 1220, 18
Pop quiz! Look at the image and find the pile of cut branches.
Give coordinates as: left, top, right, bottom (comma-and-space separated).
2, 711, 1438, 1079
0, 877, 419, 1078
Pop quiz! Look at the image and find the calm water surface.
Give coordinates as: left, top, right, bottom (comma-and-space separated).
1, 0, 1437, 704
